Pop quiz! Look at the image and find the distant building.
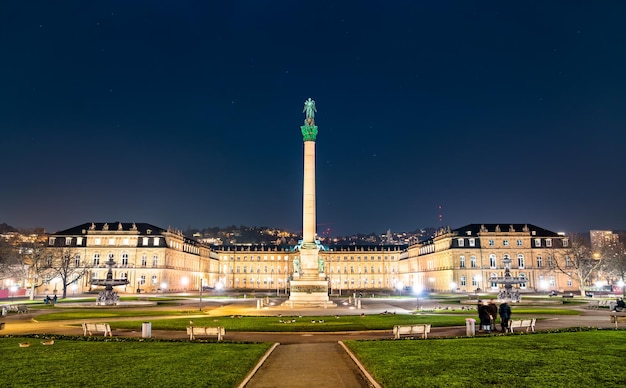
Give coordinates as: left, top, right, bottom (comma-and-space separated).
590, 230, 619, 254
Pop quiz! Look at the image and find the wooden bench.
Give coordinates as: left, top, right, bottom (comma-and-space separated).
82, 322, 113, 337
507, 318, 536, 333
187, 326, 225, 341
17, 305, 29, 313
610, 314, 626, 329
393, 324, 431, 339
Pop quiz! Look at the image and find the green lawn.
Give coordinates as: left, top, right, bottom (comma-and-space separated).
92, 314, 468, 332
0, 336, 271, 388
345, 330, 626, 388
32, 304, 580, 331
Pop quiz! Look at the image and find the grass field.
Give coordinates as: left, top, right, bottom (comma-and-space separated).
0, 336, 271, 387
345, 330, 626, 388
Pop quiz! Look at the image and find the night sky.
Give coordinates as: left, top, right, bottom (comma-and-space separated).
1, 1, 625, 236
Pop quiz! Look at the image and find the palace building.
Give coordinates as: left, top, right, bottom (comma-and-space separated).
399, 224, 577, 294
44, 222, 578, 296
46, 222, 218, 295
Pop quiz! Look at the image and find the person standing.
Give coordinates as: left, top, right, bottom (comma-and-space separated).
499, 302, 512, 332
478, 300, 492, 333
487, 300, 498, 332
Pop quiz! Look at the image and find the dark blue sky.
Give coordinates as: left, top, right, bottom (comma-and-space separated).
1, 1, 625, 236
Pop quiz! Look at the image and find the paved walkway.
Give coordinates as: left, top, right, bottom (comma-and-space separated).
1, 297, 623, 388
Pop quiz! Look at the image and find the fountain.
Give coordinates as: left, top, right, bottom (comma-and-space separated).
90, 257, 129, 306
488, 257, 525, 302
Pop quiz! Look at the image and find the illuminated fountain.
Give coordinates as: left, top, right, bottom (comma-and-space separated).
489, 257, 524, 302
90, 257, 129, 306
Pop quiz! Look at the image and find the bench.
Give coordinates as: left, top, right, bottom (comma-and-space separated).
17, 305, 29, 313
82, 322, 113, 337
591, 300, 611, 309
393, 324, 431, 339
610, 314, 626, 329
507, 318, 536, 333
187, 326, 225, 341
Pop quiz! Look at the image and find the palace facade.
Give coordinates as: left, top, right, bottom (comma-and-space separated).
399, 224, 578, 294
44, 222, 579, 296
45, 222, 219, 295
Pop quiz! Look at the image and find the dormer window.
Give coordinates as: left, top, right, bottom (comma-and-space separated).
458, 238, 464, 247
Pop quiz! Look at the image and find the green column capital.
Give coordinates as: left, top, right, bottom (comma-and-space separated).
301, 125, 318, 142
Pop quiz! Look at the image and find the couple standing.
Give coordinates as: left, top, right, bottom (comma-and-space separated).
478, 300, 511, 333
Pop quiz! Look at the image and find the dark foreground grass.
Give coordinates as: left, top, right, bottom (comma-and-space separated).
0, 336, 271, 388
345, 330, 626, 388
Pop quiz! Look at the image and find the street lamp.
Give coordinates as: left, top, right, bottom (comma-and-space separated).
199, 278, 203, 311
396, 281, 404, 296
181, 277, 189, 292
10, 284, 17, 301
160, 282, 167, 293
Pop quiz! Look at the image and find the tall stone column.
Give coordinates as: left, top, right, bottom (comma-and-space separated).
287, 98, 332, 306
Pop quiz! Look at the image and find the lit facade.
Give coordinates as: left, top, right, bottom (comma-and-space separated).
46, 222, 219, 296
400, 224, 579, 294
42, 222, 581, 296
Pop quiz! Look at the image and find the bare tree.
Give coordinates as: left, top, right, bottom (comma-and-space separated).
18, 236, 56, 300
551, 233, 604, 296
0, 236, 23, 283
44, 246, 92, 299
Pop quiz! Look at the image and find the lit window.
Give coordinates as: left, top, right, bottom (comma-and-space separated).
153, 255, 158, 267
108, 238, 115, 245
546, 239, 552, 247
470, 256, 477, 268
503, 240, 509, 246
489, 240, 495, 246
517, 239, 523, 247
458, 238, 464, 247
490, 254, 496, 268
461, 276, 466, 286
459, 256, 465, 268
469, 238, 475, 247
518, 254, 525, 268
536, 256, 542, 268
93, 253, 100, 266
95, 238, 101, 246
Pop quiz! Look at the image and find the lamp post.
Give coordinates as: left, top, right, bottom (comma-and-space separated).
10, 284, 17, 301
199, 278, 203, 312
216, 281, 223, 297
396, 281, 404, 296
